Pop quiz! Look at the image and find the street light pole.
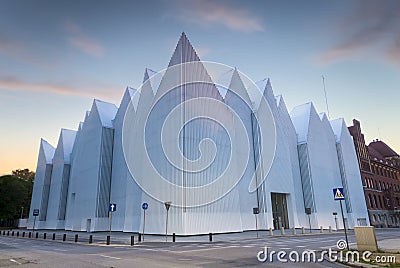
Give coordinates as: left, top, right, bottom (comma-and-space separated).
164, 202, 171, 242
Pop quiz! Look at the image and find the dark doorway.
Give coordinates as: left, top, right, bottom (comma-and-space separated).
271, 193, 289, 229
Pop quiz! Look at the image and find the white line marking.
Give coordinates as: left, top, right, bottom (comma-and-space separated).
10, 259, 22, 265
99, 254, 121, 260
175, 245, 241, 253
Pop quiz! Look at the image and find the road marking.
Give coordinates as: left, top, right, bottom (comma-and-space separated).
10, 259, 22, 265
99, 254, 121, 260
175, 245, 241, 253
52, 248, 67, 252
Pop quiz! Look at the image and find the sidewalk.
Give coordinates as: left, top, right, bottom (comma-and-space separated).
378, 238, 400, 253
2, 228, 343, 245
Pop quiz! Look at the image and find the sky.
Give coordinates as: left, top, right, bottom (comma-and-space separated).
0, 0, 399, 175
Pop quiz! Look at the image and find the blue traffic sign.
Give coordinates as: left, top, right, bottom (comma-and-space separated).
33, 209, 39, 216
333, 188, 345, 201
142, 203, 148, 210
109, 203, 117, 212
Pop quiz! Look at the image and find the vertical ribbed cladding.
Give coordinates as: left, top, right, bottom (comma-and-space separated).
39, 163, 53, 221
298, 143, 316, 212
58, 164, 70, 220
141, 33, 231, 234
28, 139, 55, 227
43, 128, 76, 229
274, 95, 307, 227
110, 87, 141, 232
224, 69, 255, 231
330, 118, 370, 227
336, 142, 352, 213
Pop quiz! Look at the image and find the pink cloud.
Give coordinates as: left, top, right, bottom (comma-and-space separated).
318, 1, 400, 65
172, 0, 264, 33
69, 36, 104, 57
0, 75, 119, 101
64, 21, 104, 57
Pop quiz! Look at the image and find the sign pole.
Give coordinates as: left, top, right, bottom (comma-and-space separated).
164, 202, 171, 242
339, 200, 349, 250
165, 209, 168, 242
109, 211, 113, 236
33, 215, 37, 232
308, 214, 311, 233
142, 209, 146, 241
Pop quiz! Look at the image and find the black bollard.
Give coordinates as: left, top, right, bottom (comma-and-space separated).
74, 234, 78, 243
209, 232, 212, 242
43, 233, 46, 239
89, 235, 93, 244
22, 232, 25, 237
12, 231, 14, 236
173, 233, 176, 242
17, 231, 19, 237
63, 234, 66, 241
28, 232, 31, 238
130, 235, 134, 246
106, 235, 110, 245
52, 233, 55, 240
138, 233, 141, 242
35, 232, 39, 239
7, 231, 9, 236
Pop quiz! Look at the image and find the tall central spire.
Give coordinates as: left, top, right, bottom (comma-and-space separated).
168, 32, 200, 67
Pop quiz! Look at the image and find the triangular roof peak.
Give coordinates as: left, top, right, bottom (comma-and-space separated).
40, 138, 55, 164
93, 99, 118, 128
60, 128, 77, 163
168, 32, 200, 67
225, 68, 252, 106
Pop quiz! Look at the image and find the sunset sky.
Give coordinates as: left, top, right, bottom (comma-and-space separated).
1, 0, 399, 175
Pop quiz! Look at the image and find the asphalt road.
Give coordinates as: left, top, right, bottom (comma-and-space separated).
0, 229, 398, 267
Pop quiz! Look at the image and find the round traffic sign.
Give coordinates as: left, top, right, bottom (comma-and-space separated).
142, 202, 148, 210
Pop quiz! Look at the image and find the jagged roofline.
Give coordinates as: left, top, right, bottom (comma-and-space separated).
168, 32, 201, 67
92, 99, 118, 128
152, 32, 223, 101
40, 138, 56, 164
225, 68, 253, 107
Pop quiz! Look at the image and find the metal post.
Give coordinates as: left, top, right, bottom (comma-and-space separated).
106, 235, 110, 245
138, 233, 141, 242
52, 233, 55, 240
255, 214, 259, 238
165, 209, 169, 242
63, 234, 66, 241
43, 233, 46, 239
89, 235, 93, 244
209, 233, 212, 242
74, 234, 78, 243
335, 216, 338, 231
308, 214, 311, 233
339, 200, 349, 250
173, 233, 176, 242
130, 235, 134, 246
109, 212, 113, 236
33, 215, 37, 233
142, 209, 146, 242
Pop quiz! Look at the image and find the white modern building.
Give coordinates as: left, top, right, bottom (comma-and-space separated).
28, 33, 369, 234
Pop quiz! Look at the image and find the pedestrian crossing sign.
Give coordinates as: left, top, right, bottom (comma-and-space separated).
333, 188, 345, 200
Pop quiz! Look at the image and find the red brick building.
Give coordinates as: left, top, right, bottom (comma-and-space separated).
348, 119, 400, 228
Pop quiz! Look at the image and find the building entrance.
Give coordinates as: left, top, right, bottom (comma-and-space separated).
271, 193, 289, 229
